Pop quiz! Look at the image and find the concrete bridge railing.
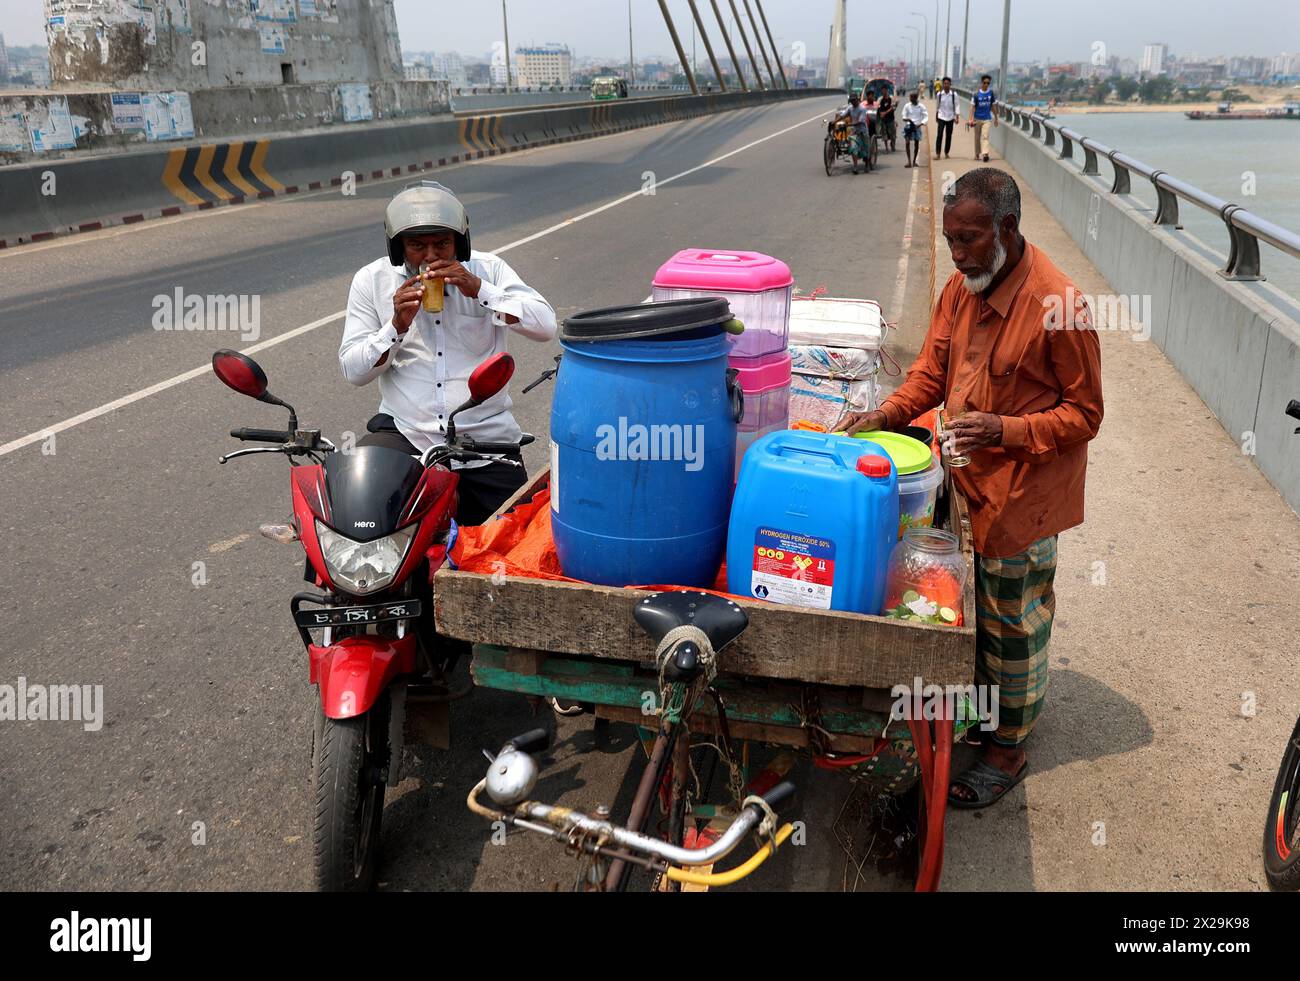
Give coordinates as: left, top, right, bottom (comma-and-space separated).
952, 89, 1300, 515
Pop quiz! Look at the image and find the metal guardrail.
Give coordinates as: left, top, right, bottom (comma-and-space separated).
952, 87, 1300, 282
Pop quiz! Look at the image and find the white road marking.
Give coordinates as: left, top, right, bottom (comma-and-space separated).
0, 311, 344, 457
0, 106, 832, 460
889, 161, 921, 333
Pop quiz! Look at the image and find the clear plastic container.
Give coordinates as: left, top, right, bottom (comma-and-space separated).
883, 528, 967, 626
897, 461, 946, 538
653, 250, 793, 361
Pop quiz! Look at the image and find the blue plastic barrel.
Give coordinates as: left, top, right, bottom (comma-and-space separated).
726, 431, 899, 614
550, 300, 739, 587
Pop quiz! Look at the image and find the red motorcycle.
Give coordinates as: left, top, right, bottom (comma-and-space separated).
212, 348, 527, 890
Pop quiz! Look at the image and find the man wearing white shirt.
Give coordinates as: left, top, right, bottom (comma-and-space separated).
900, 90, 929, 169
339, 181, 558, 525
935, 77, 959, 159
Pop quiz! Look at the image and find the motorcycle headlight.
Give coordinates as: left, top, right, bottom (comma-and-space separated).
315, 522, 417, 596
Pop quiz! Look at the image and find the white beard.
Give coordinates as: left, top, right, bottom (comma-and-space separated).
961, 237, 1007, 293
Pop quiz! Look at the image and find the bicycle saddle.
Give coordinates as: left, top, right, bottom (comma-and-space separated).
633, 591, 749, 654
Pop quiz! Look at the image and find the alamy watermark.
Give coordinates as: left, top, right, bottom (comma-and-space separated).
1043, 286, 1151, 341
890, 677, 1000, 732
152, 288, 261, 342
0, 678, 104, 731
595, 417, 705, 472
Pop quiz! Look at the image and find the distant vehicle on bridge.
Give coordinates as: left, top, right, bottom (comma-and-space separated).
847, 77, 896, 101
591, 76, 629, 101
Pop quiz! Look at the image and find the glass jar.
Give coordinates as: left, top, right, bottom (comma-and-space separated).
883, 528, 967, 626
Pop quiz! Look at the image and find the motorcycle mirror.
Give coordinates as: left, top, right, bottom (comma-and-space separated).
212, 350, 269, 401
467, 352, 515, 405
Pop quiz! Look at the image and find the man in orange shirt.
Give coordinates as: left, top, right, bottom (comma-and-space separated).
839, 168, 1104, 808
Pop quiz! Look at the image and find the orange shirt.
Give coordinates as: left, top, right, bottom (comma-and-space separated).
879, 241, 1104, 558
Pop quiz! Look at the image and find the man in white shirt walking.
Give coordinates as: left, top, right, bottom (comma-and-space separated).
339, 181, 558, 525
935, 76, 959, 160
901, 90, 929, 169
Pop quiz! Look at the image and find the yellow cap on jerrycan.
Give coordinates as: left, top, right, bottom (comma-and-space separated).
726, 431, 899, 615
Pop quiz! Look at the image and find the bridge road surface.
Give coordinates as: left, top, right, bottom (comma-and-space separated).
0, 96, 936, 891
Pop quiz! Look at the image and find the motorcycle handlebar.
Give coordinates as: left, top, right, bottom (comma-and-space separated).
231, 427, 291, 443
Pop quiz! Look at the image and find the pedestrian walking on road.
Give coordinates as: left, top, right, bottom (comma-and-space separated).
901, 90, 929, 168
837, 169, 1104, 809
935, 76, 958, 159
970, 74, 998, 162
878, 91, 897, 152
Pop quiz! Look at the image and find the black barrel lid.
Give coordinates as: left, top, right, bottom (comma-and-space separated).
561, 297, 732, 341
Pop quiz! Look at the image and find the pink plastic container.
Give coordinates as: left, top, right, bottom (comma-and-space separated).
730, 351, 791, 479
731, 350, 791, 433
652, 249, 793, 361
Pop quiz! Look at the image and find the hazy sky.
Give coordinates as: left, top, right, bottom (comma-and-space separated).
2, 0, 1297, 63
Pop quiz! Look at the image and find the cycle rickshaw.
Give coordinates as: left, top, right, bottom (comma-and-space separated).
823, 109, 879, 176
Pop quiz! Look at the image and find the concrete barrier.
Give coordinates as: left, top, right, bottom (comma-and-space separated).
0, 88, 836, 249
987, 111, 1300, 515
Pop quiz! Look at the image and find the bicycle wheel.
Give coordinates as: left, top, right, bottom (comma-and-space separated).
823, 137, 835, 176
1264, 715, 1300, 890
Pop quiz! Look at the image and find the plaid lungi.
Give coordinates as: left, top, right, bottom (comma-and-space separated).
974, 536, 1058, 747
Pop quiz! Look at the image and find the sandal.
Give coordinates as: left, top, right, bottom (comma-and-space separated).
947, 758, 1028, 810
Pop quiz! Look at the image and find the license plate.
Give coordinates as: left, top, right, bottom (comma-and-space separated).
293, 599, 422, 628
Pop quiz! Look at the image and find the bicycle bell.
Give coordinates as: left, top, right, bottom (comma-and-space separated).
485, 744, 539, 807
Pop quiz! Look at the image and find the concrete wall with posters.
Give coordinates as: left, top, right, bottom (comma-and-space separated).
986, 110, 1300, 516
44, 0, 402, 90
0, 79, 450, 163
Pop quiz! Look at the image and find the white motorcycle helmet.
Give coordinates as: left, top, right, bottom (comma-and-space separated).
384, 180, 471, 266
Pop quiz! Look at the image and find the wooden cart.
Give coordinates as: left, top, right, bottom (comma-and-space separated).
434, 467, 977, 891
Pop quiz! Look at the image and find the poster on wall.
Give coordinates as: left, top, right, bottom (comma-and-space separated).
142, 91, 195, 142
136, 6, 157, 46
111, 92, 146, 132
0, 113, 29, 153
339, 83, 374, 123
259, 24, 286, 54
28, 98, 77, 153
164, 0, 193, 34
252, 0, 298, 23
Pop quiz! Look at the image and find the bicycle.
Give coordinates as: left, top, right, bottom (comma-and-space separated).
466, 590, 798, 891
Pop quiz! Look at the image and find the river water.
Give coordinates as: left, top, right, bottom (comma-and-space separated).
1038, 111, 1300, 299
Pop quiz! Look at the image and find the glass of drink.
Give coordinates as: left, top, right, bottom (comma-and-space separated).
940, 400, 971, 468
418, 263, 444, 313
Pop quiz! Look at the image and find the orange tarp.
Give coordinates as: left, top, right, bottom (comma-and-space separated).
449, 484, 736, 597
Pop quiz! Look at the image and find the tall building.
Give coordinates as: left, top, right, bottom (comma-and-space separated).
944, 44, 962, 79
858, 61, 908, 90
515, 44, 572, 87
42, 0, 402, 89
1140, 43, 1168, 76
431, 51, 468, 89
